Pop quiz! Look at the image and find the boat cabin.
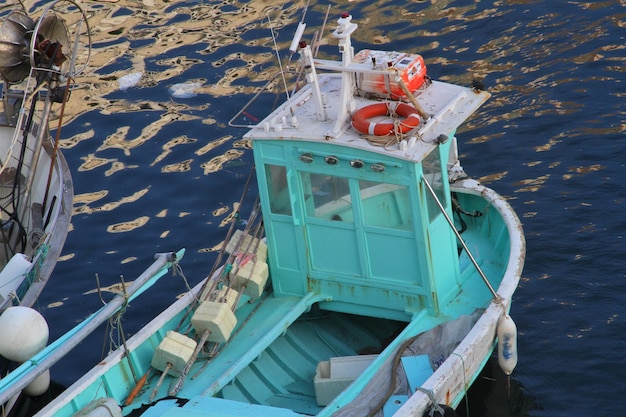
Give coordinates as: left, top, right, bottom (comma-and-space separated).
241, 14, 491, 323
252, 137, 461, 321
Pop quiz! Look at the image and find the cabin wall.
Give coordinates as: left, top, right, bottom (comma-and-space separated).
418, 144, 463, 312
254, 140, 465, 321
255, 143, 309, 296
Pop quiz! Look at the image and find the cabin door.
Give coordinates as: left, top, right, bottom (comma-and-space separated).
299, 172, 422, 287
300, 173, 361, 277
259, 157, 429, 317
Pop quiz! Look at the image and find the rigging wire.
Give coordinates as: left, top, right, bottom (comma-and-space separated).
267, 13, 295, 117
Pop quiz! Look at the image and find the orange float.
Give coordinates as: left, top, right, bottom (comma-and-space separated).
351, 103, 420, 136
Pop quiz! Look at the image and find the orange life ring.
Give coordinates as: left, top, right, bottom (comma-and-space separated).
351, 102, 420, 136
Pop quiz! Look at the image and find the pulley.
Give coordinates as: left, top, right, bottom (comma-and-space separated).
0, 0, 91, 84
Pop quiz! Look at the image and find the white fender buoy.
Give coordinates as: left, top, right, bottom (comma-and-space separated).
497, 314, 518, 376
23, 369, 51, 396
0, 253, 33, 300
0, 306, 49, 362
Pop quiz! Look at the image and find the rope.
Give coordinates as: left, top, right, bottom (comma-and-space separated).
360, 102, 419, 149
364, 334, 463, 417
192, 164, 257, 306
103, 275, 131, 356
175, 262, 195, 299
167, 166, 263, 396
25, 243, 49, 281
365, 333, 421, 417
450, 352, 469, 415
416, 387, 445, 417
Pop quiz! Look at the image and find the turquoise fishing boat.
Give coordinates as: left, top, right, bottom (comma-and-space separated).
37, 11, 525, 417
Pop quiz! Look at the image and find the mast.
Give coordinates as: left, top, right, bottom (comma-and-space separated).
327, 12, 357, 139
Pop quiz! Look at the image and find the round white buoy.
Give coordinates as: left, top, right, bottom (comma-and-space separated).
497, 314, 518, 376
23, 369, 50, 396
0, 306, 49, 362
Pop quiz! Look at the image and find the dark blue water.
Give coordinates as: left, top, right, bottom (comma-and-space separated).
34, 1, 626, 416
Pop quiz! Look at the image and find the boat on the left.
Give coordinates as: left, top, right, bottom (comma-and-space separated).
0, 0, 90, 411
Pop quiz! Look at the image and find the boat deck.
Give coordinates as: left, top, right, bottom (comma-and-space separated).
215, 309, 404, 414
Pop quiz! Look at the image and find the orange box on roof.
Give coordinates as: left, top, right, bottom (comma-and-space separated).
353, 49, 428, 98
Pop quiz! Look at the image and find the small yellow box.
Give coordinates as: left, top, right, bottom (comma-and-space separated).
151, 331, 197, 376
209, 286, 240, 311
191, 300, 237, 343
226, 230, 267, 261
233, 260, 268, 299
256, 241, 268, 261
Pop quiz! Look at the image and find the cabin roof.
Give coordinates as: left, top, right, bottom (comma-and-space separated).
244, 72, 490, 164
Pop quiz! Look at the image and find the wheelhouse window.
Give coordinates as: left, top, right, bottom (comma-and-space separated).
302, 173, 352, 222
422, 147, 445, 222
265, 164, 292, 215
359, 180, 412, 231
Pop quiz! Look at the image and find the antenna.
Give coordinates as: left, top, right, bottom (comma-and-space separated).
314, 4, 331, 58
288, 0, 310, 61
267, 13, 296, 121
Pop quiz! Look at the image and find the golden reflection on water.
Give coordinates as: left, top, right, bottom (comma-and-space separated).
514, 175, 550, 193
107, 216, 150, 233
83, 280, 137, 295
44, 0, 301, 246
73, 188, 150, 216
153, 135, 196, 167
196, 135, 232, 155
201, 149, 245, 175
162, 159, 193, 173
55, 0, 301, 123
219, 202, 240, 228
31, 0, 620, 133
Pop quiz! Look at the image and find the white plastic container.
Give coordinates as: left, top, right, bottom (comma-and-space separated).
0, 253, 32, 303
314, 355, 378, 406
